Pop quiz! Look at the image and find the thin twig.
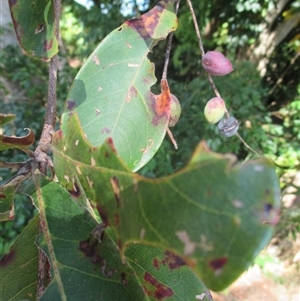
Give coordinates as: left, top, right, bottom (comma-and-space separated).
235, 132, 261, 156
36, 1, 61, 296
162, 0, 180, 79
45, 0, 61, 127
185, 0, 229, 117
167, 127, 178, 149
34, 0, 61, 174
186, 0, 262, 156
0, 161, 26, 169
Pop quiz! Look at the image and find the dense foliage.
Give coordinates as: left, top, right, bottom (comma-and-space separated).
0, 0, 299, 299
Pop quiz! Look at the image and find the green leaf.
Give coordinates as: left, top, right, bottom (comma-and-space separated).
32, 181, 210, 300
0, 215, 39, 301
61, 0, 178, 171
0, 114, 15, 126
52, 114, 281, 291
8, 0, 58, 60
0, 186, 15, 221
0, 159, 38, 222
125, 244, 213, 300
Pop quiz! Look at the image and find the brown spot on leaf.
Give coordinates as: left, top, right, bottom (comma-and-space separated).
153, 258, 159, 270
67, 99, 76, 111
117, 238, 122, 250
260, 203, 280, 225
209, 257, 227, 270
126, 1, 166, 40
101, 127, 110, 134
154, 79, 171, 116
126, 86, 138, 103
0, 249, 16, 267
68, 182, 80, 197
121, 272, 128, 286
110, 176, 121, 208
79, 240, 101, 264
44, 39, 53, 51
162, 250, 186, 270
144, 272, 174, 299
106, 138, 117, 153
97, 204, 109, 226
114, 213, 120, 226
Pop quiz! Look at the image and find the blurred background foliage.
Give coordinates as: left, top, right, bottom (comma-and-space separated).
1, 0, 299, 267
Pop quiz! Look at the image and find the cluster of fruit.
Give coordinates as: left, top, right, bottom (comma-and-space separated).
202, 51, 239, 137
167, 51, 239, 138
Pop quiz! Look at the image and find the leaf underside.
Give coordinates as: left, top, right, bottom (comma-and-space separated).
61, 0, 178, 171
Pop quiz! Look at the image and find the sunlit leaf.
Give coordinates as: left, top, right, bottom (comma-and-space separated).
61, 0, 178, 171
8, 0, 58, 60
52, 113, 281, 291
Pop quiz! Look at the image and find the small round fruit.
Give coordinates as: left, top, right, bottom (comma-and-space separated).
202, 51, 233, 76
204, 97, 226, 124
218, 117, 239, 137
168, 94, 181, 127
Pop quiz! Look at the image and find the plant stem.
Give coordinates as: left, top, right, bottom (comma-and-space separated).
45, 0, 61, 127
162, 0, 180, 79
34, 0, 61, 174
186, 0, 261, 156
185, 0, 229, 117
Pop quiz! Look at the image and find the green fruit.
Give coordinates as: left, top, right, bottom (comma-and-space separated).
204, 97, 226, 124
169, 94, 181, 127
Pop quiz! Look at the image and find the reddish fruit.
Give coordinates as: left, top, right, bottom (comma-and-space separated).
168, 94, 181, 127
204, 97, 226, 124
202, 51, 233, 76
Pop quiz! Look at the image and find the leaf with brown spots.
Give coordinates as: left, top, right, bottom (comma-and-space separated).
53, 114, 281, 292
0, 215, 39, 300
60, 0, 178, 171
8, 0, 58, 60
22, 177, 212, 300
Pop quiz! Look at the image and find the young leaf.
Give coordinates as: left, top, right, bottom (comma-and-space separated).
8, 0, 58, 60
61, 0, 178, 171
52, 114, 281, 291
0, 215, 39, 300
